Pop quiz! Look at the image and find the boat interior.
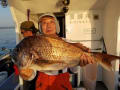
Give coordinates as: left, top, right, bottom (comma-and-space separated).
0, 0, 120, 90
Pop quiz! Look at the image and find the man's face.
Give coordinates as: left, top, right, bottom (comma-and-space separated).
40, 17, 56, 35
21, 30, 33, 38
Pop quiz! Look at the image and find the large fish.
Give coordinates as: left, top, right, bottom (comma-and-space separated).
12, 35, 120, 73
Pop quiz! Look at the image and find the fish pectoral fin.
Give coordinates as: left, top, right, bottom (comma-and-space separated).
33, 59, 64, 65
92, 52, 120, 71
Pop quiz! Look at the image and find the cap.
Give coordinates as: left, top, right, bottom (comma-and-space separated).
20, 21, 38, 33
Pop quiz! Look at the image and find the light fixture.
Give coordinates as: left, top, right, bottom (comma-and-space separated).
62, 0, 70, 6
62, 6, 69, 13
0, 0, 8, 8
62, 0, 70, 13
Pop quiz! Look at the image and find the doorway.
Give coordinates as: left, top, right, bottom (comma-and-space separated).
54, 12, 65, 38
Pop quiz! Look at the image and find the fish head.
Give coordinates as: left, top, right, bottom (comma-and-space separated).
12, 47, 34, 69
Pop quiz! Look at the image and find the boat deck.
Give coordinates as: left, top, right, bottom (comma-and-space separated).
73, 81, 108, 90
95, 81, 108, 90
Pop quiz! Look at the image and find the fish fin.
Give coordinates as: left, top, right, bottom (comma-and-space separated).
33, 59, 64, 65
92, 52, 120, 71
33, 59, 67, 70
70, 43, 90, 52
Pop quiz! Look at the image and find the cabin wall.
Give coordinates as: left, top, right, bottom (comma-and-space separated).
65, 10, 104, 81
8, 0, 38, 43
9, 7, 27, 43
9, 7, 38, 43
103, 0, 120, 90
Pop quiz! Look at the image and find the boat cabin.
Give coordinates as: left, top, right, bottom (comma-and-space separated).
0, 0, 120, 90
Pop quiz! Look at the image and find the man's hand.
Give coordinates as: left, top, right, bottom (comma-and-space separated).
19, 68, 34, 80
79, 53, 95, 67
70, 43, 95, 66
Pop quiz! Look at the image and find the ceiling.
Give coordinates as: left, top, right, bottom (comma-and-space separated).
8, 0, 109, 14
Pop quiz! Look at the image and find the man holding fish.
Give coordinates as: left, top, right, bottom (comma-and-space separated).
12, 13, 120, 90
36, 13, 94, 90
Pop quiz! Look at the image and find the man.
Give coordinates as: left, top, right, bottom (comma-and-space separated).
14, 21, 38, 90
15, 14, 94, 90
20, 21, 38, 37
34, 13, 94, 90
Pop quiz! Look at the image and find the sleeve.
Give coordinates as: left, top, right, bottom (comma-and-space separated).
68, 66, 79, 73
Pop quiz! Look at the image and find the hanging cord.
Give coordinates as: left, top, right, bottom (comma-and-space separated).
38, 22, 41, 34
101, 37, 107, 54
27, 9, 30, 21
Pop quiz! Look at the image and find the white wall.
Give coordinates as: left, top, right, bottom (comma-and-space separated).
103, 0, 120, 90
65, 10, 104, 82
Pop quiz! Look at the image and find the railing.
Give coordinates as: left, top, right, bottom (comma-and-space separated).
0, 47, 12, 61
0, 27, 15, 29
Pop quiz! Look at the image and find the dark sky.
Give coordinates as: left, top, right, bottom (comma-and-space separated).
0, 6, 14, 27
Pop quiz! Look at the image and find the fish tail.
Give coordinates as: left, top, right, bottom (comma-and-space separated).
92, 52, 120, 71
